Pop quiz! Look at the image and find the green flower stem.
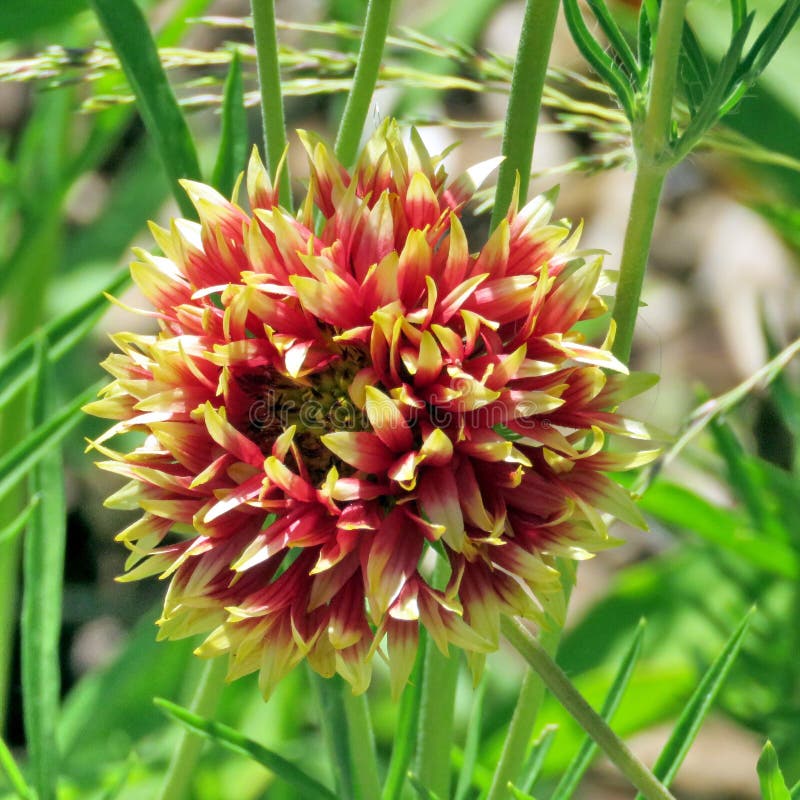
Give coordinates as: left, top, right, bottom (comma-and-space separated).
611, 0, 688, 362
157, 656, 228, 800
343, 691, 382, 800
334, 0, 393, 169
489, 0, 561, 231
415, 558, 460, 798
250, 0, 292, 209
310, 671, 356, 800
415, 643, 460, 797
501, 617, 677, 800
610, 164, 665, 364
487, 565, 573, 800
485, 624, 563, 800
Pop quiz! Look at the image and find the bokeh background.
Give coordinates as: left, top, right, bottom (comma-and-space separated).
2, 0, 800, 797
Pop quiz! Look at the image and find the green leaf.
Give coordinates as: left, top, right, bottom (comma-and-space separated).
634, 609, 754, 798
508, 785, 538, 800
0, 735, 35, 800
518, 725, 557, 794
586, 0, 641, 87
382, 636, 427, 800
454, 673, 487, 800
0, 381, 102, 502
758, 741, 792, 800
212, 49, 249, 197
154, 698, 338, 800
408, 774, 443, 800
20, 339, 66, 800
88, 0, 202, 217
0, 499, 38, 546
0, 267, 128, 411
551, 621, 646, 800
737, 0, 800, 85
561, 0, 636, 119
639, 480, 799, 579
0, 0, 86, 43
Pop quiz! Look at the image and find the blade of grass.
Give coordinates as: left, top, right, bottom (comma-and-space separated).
0, 268, 128, 411
0, 736, 35, 800
551, 620, 646, 800
21, 339, 66, 800
758, 741, 792, 800
409, 775, 443, 800
382, 634, 426, 800
454, 673, 487, 800
633, 609, 754, 798
516, 725, 557, 795
0, 499, 38, 547
155, 697, 337, 800
88, 0, 202, 217
212, 49, 248, 197
0, 381, 102, 503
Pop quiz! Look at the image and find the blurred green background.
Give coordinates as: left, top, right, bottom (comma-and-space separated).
1, 0, 800, 798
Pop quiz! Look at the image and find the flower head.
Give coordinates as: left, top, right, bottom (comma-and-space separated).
87, 121, 656, 697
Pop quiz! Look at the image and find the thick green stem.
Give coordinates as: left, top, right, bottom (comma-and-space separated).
501, 617, 677, 800
343, 691, 382, 800
250, 0, 291, 209
485, 625, 563, 800
415, 644, 460, 797
334, 0, 393, 169
157, 656, 227, 800
611, 0, 688, 362
489, 0, 561, 231
310, 671, 356, 800
415, 559, 459, 798
487, 566, 573, 800
610, 164, 665, 363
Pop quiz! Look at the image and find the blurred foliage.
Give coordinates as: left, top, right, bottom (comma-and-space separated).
1, 0, 800, 798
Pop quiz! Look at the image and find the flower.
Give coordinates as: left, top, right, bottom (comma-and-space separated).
86, 121, 657, 698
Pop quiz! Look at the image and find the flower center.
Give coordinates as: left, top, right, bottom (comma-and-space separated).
237, 345, 370, 478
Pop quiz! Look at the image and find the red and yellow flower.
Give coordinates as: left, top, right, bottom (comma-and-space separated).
86, 121, 656, 697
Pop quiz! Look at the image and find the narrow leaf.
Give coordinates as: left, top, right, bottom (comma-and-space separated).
0, 381, 102, 502
88, 0, 202, 217
0, 268, 128, 411
0, 498, 38, 546
561, 0, 636, 119
454, 673, 487, 800
212, 49, 248, 197
409, 774, 443, 800
586, 0, 641, 86
551, 621, 646, 800
758, 741, 792, 800
508, 785, 538, 800
0, 736, 35, 800
518, 725, 557, 794
634, 609, 754, 798
154, 698, 337, 800
21, 339, 66, 800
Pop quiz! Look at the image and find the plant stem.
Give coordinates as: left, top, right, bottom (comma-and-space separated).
501, 617, 677, 800
334, 0, 393, 169
610, 164, 665, 364
310, 671, 356, 800
415, 644, 460, 797
489, 0, 561, 231
250, 0, 291, 209
485, 625, 562, 800
343, 691, 382, 800
157, 656, 228, 800
611, 0, 688, 362
487, 565, 574, 800
415, 558, 460, 798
